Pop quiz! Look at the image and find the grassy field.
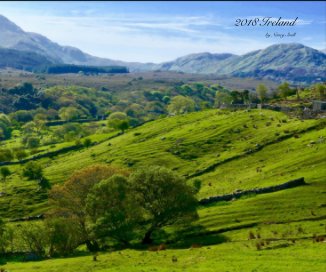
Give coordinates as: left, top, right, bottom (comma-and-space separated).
4, 239, 325, 272
1, 109, 325, 217
1, 108, 325, 271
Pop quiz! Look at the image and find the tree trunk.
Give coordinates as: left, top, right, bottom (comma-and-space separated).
141, 228, 154, 245
85, 240, 100, 252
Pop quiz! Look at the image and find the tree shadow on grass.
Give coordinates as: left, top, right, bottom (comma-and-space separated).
127, 224, 228, 251
167, 225, 229, 249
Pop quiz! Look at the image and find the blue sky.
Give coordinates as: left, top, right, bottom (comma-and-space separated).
0, 1, 325, 62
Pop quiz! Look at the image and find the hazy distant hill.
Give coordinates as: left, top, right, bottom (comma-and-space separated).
158, 44, 326, 82
0, 15, 155, 71
0, 14, 325, 82
0, 48, 53, 69
217, 43, 326, 82
158, 53, 236, 74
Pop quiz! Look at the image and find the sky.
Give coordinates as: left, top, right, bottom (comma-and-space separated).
0, 1, 325, 62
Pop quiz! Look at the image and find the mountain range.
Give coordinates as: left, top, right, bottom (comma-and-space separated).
0, 14, 325, 82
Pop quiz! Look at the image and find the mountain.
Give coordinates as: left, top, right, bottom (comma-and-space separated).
159, 44, 326, 82
0, 15, 155, 71
158, 53, 236, 74
216, 43, 326, 82
0, 14, 325, 82
0, 48, 53, 69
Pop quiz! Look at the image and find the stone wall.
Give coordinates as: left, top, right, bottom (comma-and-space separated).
199, 177, 306, 205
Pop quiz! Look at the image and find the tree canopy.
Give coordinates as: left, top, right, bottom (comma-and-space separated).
167, 95, 196, 115
129, 166, 199, 244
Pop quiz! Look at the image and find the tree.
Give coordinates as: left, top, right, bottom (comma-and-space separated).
0, 149, 13, 162
26, 136, 40, 149
242, 90, 250, 104
167, 96, 195, 115
0, 114, 12, 140
107, 112, 130, 133
23, 162, 50, 191
39, 176, 51, 191
129, 166, 198, 244
49, 164, 130, 251
0, 167, 11, 194
312, 83, 326, 100
22, 121, 37, 135
54, 123, 84, 141
230, 90, 243, 104
14, 149, 28, 161
215, 91, 233, 108
0, 218, 8, 254
277, 82, 292, 100
19, 222, 49, 257
59, 106, 82, 121
83, 138, 92, 148
256, 84, 268, 103
45, 217, 83, 256
86, 175, 141, 245
9, 110, 34, 123
162, 96, 170, 104
23, 162, 43, 181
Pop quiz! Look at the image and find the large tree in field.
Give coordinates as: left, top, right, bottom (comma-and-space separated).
49, 164, 130, 251
86, 175, 141, 245
129, 166, 198, 244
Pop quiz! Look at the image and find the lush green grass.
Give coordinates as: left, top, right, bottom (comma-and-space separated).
196, 126, 326, 197
198, 181, 326, 236
3, 240, 325, 272
42, 109, 322, 182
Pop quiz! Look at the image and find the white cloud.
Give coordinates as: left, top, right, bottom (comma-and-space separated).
0, 9, 319, 62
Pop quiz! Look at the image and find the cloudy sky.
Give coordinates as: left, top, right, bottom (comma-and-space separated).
0, 1, 325, 62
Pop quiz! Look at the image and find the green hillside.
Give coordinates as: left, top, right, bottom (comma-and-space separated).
1, 109, 325, 272
1, 109, 325, 217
